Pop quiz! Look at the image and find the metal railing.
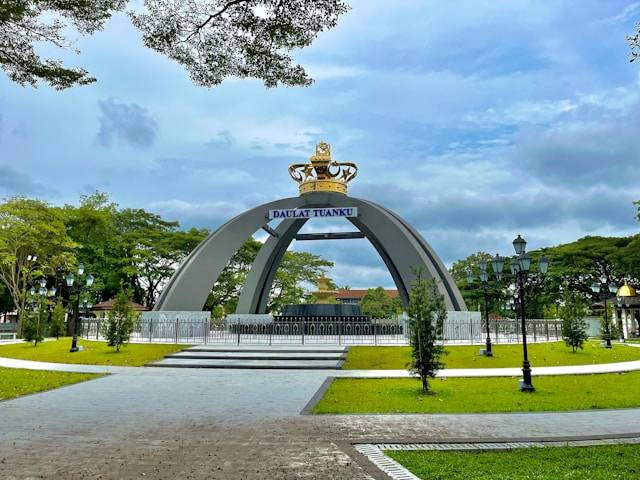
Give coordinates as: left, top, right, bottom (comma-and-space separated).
80, 317, 563, 346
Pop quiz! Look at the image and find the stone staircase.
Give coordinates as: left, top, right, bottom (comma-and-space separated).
147, 344, 348, 369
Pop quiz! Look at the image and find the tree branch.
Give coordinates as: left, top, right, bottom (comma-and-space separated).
183, 0, 251, 42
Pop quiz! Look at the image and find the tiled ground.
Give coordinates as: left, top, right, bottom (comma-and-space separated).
1, 367, 640, 479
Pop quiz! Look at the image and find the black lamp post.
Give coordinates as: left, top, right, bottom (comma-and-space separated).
615, 296, 626, 343
66, 264, 94, 353
466, 260, 494, 357
590, 275, 617, 348
492, 235, 548, 392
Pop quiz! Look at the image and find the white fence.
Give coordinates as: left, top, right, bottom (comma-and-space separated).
80, 316, 563, 346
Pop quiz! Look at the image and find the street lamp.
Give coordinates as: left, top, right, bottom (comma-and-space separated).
616, 296, 626, 343
492, 235, 548, 392
466, 260, 495, 357
66, 265, 94, 352
590, 276, 617, 348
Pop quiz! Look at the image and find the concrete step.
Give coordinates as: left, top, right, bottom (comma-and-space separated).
147, 358, 343, 369
166, 352, 345, 361
185, 345, 347, 353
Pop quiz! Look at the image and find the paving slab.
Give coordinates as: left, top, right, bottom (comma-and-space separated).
148, 357, 344, 369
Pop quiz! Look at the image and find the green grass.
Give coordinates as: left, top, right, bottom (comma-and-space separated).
342, 341, 640, 369
0, 338, 186, 366
386, 444, 640, 480
0, 367, 103, 401
312, 371, 640, 414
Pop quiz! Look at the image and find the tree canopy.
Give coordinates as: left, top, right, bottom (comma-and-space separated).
360, 287, 402, 318
629, 22, 639, 62
0, 193, 337, 323
0, 0, 126, 89
450, 235, 640, 319
0, 197, 76, 330
1, 0, 349, 89
206, 242, 334, 315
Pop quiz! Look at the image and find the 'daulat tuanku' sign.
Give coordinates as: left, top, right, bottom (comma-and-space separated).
268, 207, 358, 220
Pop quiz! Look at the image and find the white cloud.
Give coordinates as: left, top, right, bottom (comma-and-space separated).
599, 2, 640, 25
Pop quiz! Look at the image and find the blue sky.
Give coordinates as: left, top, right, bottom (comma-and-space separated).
1, 0, 640, 289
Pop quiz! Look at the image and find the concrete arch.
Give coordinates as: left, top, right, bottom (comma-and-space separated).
154, 191, 466, 312
235, 193, 466, 313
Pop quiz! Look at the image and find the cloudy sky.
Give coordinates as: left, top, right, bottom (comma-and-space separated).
1, 1, 640, 289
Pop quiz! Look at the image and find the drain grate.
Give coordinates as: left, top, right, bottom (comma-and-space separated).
355, 444, 419, 480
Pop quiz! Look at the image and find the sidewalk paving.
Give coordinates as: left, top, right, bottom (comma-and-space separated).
2, 354, 640, 377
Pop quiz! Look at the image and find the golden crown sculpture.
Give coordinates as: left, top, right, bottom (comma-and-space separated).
288, 142, 358, 195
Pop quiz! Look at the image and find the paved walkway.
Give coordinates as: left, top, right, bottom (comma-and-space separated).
3, 349, 640, 478
1, 366, 639, 479
3, 355, 640, 377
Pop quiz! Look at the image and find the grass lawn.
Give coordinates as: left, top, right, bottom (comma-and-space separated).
342, 341, 640, 369
386, 444, 640, 480
0, 367, 103, 401
312, 371, 640, 414
0, 338, 186, 366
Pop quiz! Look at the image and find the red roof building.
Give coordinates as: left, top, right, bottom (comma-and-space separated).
90, 299, 150, 318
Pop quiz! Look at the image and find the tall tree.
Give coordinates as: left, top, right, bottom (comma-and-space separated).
1, 0, 349, 89
539, 236, 632, 297
267, 251, 333, 313
450, 251, 498, 312
65, 192, 120, 301
0, 283, 14, 314
0, 197, 75, 332
114, 208, 208, 307
206, 237, 262, 314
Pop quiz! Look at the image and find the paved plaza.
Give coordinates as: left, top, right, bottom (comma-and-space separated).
1, 360, 640, 479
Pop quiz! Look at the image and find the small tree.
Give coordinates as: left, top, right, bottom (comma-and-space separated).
560, 290, 589, 352
22, 301, 46, 346
101, 290, 137, 352
49, 300, 66, 340
408, 269, 447, 393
